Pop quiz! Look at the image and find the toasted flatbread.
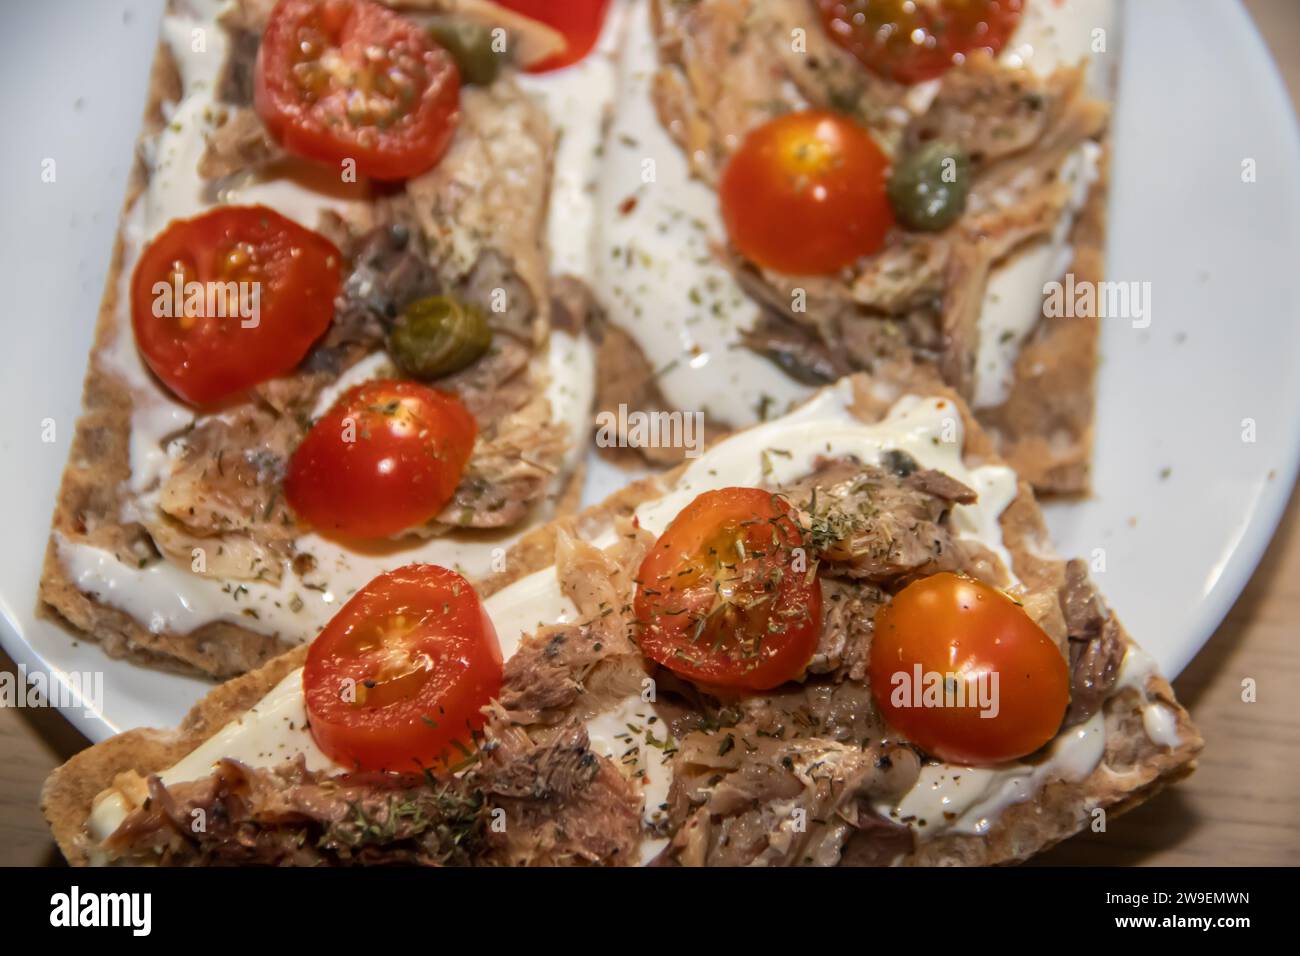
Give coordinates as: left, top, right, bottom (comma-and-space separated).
593, 0, 1111, 493
43, 368, 1200, 867
39, 1, 587, 679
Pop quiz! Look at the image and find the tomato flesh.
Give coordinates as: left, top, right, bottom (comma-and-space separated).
634, 487, 822, 691
814, 0, 1025, 85
130, 205, 341, 406
304, 564, 502, 771
255, 0, 461, 180
868, 572, 1070, 765
497, 0, 612, 72
285, 380, 477, 539
719, 110, 894, 275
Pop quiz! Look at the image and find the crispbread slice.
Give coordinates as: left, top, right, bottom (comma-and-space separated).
592, 0, 1109, 493
44, 369, 1201, 866
39, 3, 582, 679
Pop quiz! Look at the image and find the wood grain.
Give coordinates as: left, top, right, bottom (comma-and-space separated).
2, 0, 1299, 866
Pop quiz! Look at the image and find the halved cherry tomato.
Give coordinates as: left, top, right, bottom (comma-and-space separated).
304, 564, 502, 771
633, 487, 822, 691
814, 0, 1024, 85
130, 205, 341, 406
868, 572, 1069, 765
255, 0, 461, 181
719, 110, 894, 275
285, 380, 477, 539
497, 0, 611, 72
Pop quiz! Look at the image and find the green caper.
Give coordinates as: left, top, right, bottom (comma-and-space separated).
389, 295, 492, 379
887, 141, 971, 232
428, 18, 502, 87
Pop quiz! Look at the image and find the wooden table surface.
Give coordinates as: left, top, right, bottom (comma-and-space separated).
3, 0, 1299, 867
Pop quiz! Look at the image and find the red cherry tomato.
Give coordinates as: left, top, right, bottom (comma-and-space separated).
814, 0, 1025, 85
719, 110, 895, 275
254, 0, 461, 180
285, 380, 477, 539
634, 487, 822, 691
868, 572, 1070, 765
304, 564, 503, 771
496, 0, 612, 72
130, 205, 341, 406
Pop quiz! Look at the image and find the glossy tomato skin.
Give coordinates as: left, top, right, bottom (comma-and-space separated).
634, 487, 822, 691
304, 564, 502, 771
719, 110, 895, 275
497, 0, 612, 72
814, 0, 1024, 85
285, 380, 477, 539
255, 0, 460, 180
130, 205, 341, 406
868, 572, 1070, 765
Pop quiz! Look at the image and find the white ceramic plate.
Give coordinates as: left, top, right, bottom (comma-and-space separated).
2, 0, 1299, 743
